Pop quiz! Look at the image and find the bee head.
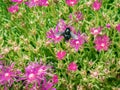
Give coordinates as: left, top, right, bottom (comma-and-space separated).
65, 27, 71, 34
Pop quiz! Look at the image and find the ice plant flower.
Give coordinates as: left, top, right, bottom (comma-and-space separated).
106, 24, 111, 28
0, 63, 21, 89
47, 19, 77, 43
66, 0, 78, 6
69, 12, 83, 22
74, 11, 83, 21
116, 24, 120, 32
94, 35, 110, 51
21, 62, 56, 89
92, 0, 102, 11
11, 0, 23, 3
68, 62, 78, 71
90, 27, 102, 35
46, 28, 64, 43
25, 0, 48, 8
70, 32, 85, 51
52, 75, 58, 84
41, 79, 56, 90
46, 19, 67, 43
8, 5, 19, 13
56, 51, 66, 60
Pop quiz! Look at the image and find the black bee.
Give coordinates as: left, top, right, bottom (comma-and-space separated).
56, 27, 78, 41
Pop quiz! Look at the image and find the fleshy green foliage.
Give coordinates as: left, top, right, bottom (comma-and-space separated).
0, 0, 120, 89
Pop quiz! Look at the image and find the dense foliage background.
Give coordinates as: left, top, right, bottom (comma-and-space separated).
0, 0, 120, 90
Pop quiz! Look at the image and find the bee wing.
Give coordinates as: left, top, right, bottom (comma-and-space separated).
70, 32, 78, 39
55, 31, 64, 37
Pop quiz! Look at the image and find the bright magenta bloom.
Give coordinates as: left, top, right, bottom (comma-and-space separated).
46, 28, 64, 43
74, 11, 83, 21
56, 51, 66, 60
90, 27, 102, 35
70, 32, 86, 51
52, 75, 58, 84
8, 5, 19, 13
25, 0, 48, 8
68, 62, 78, 71
21, 62, 56, 89
47, 19, 76, 43
66, 0, 78, 6
69, 12, 83, 22
106, 24, 111, 28
94, 35, 110, 51
11, 0, 23, 3
0, 63, 21, 89
92, 0, 101, 11
116, 24, 120, 32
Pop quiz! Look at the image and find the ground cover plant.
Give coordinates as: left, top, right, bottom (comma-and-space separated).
0, 0, 120, 90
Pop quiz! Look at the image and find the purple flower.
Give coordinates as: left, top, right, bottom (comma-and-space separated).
46, 28, 64, 43
94, 35, 110, 51
47, 19, 76, 43
52, 75, 58, 84
74, 11, 83, 21
116, 24, 120, 32
11, 0, 23, 3
66, 0, 78, 6
8, 5, 19, 13
0, 63, 21, 89
56, 50, 66, 60
90, 27, 102, 35
70, 32, 85, 51
25, 0, 48, 8
106, 24, 111, 28
46, 19, 66, 43
68, 62, 78, 71
41, 79, 56, 90
21, 62, 55, 89
69, 12, 84, 22
92, 0, 102, 11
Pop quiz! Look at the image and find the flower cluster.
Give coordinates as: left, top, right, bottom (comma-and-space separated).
66, 0, 78, 6
90, 27, 102, 36
47, 19, 86, 51
92, 0, 102, 11
8, 0, 49, 13
25, 0, 49, 8
94, 35, 110, 51
0, 63, 21, 89
0, 62, 58, 90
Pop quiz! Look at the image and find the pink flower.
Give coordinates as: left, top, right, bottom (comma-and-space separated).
21, 62, 55, 89
11, 0, 23, 3
8, 5, 19, 13
69, 12, 83, 22
92, 0, 101, 11
94, 35, 110, 51
68, 62, 78, 71
46, 29, 64, 43
56, 51, 66, 60
25, 0, 48, 8
74, 11, 83, 21
116, 24, 120, 32
47, 19, 75, 43
52, 75, 58, 84
106, 24, 111, 28
90, 27, 102, 35
0, 63, 21, 89
70, 32, 85, 51
66, 0, 78, 6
